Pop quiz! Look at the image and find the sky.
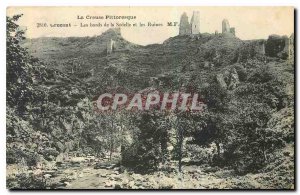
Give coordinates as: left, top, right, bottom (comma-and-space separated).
7, 6, 294, 45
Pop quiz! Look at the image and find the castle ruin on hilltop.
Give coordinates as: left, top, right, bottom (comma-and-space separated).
191, 11, 200, 34
179, 12, 236, 37
178, 12, 294, 60
179, 11, 200, 35
222, 19, 235, 36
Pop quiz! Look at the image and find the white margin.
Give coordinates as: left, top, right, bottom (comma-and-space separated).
1, 0, 298, 194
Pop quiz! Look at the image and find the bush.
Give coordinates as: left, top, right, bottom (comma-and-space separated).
6, 147, 39, 166
7, 173, 48, 189
39, 148, 59, 161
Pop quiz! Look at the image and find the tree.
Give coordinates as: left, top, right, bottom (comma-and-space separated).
7, 14, 35, 115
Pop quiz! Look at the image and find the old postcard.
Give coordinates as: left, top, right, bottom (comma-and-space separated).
6, 6, 294, 189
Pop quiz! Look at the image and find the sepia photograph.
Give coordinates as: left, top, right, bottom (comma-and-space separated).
6, 6, 295, 190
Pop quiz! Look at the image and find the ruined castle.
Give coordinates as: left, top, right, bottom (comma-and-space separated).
178, 12, 293, 60
179, 11, 200, 35
245, 34, 294, 60
179, 12, 236, 37
265, 34, 294, 60
222, 19, 235, 36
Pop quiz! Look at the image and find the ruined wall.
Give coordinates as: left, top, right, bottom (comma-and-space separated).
253, 40, 266, 55
107, 39, 115, 54
283, 33, 294, 59
179, 12, 191, 35
265, 35, 293, 59
190, 11, 200, 34
289, 33, 294, 59
230, 27, 235, 36
283, 36, 291, 58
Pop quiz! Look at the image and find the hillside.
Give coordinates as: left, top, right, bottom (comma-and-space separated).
22, 29, 248, 90
22, 28, 138, 72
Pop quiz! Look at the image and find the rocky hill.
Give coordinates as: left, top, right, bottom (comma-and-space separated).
8, 13, 295, 189
23, 29, 293, 85
22, 28, 137, 72
21, 29, 249, 89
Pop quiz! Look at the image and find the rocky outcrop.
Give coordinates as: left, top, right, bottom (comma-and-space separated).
216, 74, 227, 89
227, 68, 239, 90
216, 68, 240, 90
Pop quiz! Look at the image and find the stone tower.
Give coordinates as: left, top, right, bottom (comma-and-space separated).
190, 11, 200, 34
179, 12, 191, 35
222, 19, 230, 33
